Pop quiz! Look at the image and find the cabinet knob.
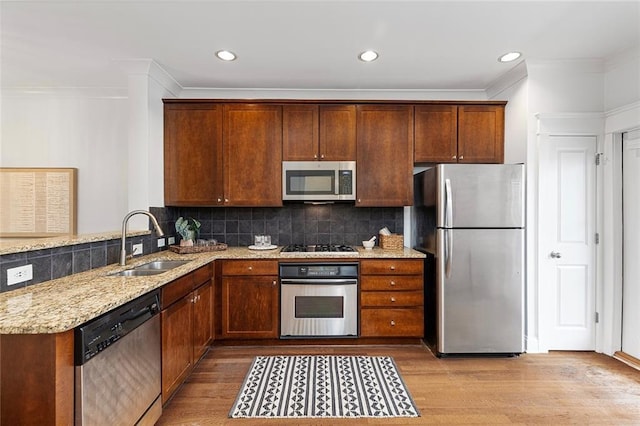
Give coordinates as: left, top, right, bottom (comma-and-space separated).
357, 198, 361, 203
390, 265, 395, 270
224, 198, 229, 203
248, 266, 253, 271
217, 197, 222, 203
459, 155, 464, 160
272, 280, 277, 286
390, 297, 396, 302
314, 154, 318, 159
452, 155, 457, 160
320, 154, 325, 159
390, 281, 396, 286
390, 320, 396, 326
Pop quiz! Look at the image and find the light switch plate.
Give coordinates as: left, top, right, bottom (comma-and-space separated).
168, 236, 175, 245
157, 238, 166, 248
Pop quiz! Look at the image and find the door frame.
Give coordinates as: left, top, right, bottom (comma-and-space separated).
600, 101, 640, 356
535, 113, 604, 353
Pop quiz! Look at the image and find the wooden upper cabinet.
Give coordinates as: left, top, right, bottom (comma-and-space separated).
356, 105, 414, 207
458, 105, 504, 164
414, 105, 458, 163
164, 103, 224, 206
283, 104, 356, 161
282, 104, 319, 160
223, 104, 283, 206
319, 105, 356, 161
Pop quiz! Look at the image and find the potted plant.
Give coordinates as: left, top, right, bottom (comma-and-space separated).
175, 217, 201, 246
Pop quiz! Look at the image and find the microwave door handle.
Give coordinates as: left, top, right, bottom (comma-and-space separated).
335, 169, 339, 195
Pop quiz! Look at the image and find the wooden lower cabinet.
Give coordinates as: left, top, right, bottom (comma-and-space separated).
360, 259, 424, 338
0, 331, 75, 424
161, 264, 213, 404
218, 260, 279, 339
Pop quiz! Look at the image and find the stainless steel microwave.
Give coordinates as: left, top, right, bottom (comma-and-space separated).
282, 161, 356, 201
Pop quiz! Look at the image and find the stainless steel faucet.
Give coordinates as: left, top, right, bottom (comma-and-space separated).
120, 210, 165, 266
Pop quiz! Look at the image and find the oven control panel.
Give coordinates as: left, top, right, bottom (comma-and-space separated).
280, 262, 358, 279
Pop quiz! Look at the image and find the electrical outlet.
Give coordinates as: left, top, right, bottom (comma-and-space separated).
7, 264, 33, 286
132, 243, 143, 256
157, 238, 166, 248
168, 236, 175, 245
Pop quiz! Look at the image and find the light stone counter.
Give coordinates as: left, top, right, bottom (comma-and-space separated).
0, 246, 424, 335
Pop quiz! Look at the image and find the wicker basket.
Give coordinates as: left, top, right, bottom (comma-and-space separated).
169, 243, 228, 254
379, 234, 404, 250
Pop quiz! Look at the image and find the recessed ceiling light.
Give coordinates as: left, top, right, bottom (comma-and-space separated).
216, 50, 237, 61
498, 52, 522, 63
358, 50, 379, 62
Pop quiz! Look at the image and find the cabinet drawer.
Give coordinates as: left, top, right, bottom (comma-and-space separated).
192, 263, 212, 287
162, 274, 193, 308
361, 291, 423, 307
221, 260, 278, 276
360, 259, 423, 275
360, 308, 424, 337
360, 275, 423, 291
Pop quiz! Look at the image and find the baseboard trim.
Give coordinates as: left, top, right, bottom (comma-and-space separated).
614, 351, 640, 370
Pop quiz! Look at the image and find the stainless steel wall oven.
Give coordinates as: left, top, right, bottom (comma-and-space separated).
280, 262, 358, 338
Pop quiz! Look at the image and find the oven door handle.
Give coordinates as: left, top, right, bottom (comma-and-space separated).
280, 278, 358, 285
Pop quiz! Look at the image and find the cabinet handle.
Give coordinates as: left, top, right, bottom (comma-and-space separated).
390, 297, 396, 302
390, 280, 396, 286
390, 320, 396, 326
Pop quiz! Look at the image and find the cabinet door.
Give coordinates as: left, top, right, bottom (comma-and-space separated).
283, 104, 319, 160
192, 280, 213, 361
356, 105, 414, 206
319, 105, 356, 161
164, 103, 224, 205
161, 295, 193, 404
223, 104, 283, 206
414, 105, 458, 163
458, 105, 504, 163
220, 275, 279, 339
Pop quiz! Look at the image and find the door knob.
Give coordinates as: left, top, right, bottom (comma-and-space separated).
550, 251, 562, 259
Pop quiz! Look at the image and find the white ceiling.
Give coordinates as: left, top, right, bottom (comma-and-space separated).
1, 0, 639, 92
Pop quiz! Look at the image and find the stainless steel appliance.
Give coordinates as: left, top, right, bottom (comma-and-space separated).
414, 164, 525, 356
280, 262, 359, 337
280, 244, 357, 256
75, 290, 162, 425
282, 161, 356, 201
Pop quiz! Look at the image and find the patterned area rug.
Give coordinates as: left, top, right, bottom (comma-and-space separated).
229, 355, 420, 419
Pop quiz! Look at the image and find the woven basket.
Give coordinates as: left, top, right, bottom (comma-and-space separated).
379, 234, 404, 250
169, 243, 228, 254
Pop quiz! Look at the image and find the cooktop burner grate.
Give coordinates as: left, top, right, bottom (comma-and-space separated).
281, 244, 356, 253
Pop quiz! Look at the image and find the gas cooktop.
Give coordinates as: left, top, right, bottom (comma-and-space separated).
280, 244, 358, 256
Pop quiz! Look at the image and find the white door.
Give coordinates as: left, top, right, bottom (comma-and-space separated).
539, 135, 597, 350
622, 129, 640, 359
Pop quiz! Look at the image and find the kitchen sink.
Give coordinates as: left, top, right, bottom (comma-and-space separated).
110, 269, 166, 277
134, 260, 190, 270
109, 260, 190, 277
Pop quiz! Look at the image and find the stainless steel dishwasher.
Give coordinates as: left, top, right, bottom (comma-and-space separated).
75, 290, 162, 426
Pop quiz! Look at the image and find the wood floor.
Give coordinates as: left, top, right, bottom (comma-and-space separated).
157, 344, 640, 425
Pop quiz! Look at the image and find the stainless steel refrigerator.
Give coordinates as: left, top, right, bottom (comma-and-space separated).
413, 164, 525, 356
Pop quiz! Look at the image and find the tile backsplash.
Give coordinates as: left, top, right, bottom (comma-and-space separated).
161, 204, 404, 247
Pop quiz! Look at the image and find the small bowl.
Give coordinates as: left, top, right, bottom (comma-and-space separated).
362, 240, 375, 250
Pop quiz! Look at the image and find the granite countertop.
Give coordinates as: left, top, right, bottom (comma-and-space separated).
0, 246, 424, 335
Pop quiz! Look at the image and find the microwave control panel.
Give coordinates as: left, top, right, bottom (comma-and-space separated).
338, 170, 353, 195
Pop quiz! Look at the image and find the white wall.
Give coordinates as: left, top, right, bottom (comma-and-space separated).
0, 91, 129, 233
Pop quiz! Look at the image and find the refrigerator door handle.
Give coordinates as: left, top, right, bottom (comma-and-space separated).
445, 178, 453, 228
445, 229, 453, 278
